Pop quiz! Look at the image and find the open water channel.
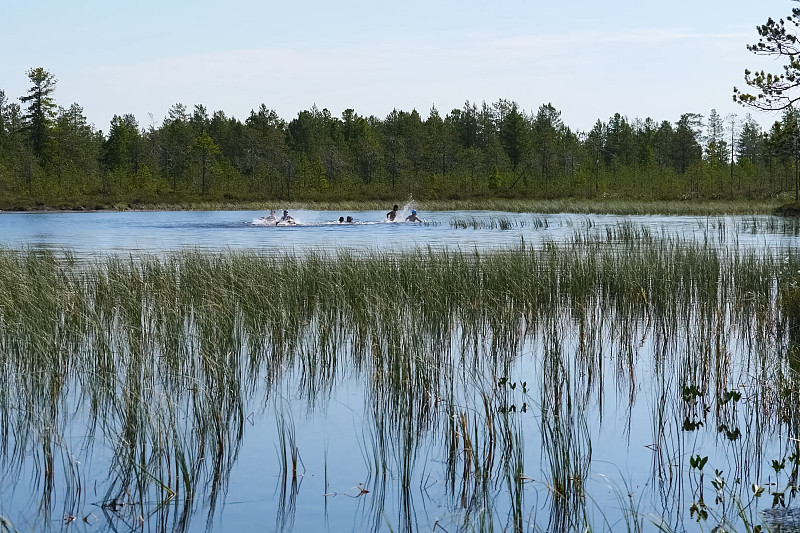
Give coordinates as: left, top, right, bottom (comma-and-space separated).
0, 208, 798, 255
1, 209, 800, 533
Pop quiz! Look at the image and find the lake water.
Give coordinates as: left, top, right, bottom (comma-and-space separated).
1, 209, 798, 255
1, 209, 800, 533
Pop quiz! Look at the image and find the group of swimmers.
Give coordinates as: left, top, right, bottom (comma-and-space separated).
259, 205, 423, 225
259, 210, 296, 225
386, 204, 422, 222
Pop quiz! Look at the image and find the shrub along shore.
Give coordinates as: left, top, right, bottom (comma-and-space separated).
0, 197, 789, 216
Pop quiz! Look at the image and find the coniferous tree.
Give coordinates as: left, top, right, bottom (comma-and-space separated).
161, 103, 192, 192
705, 109, 728, 168
672, 113, 703, 175
0, 90, 8, 140
382, 109, 409, 190
245, 105, 289, 194
448, 101, 480, 149
635, 118, 658, 172
532, 103, 563, 184
192, 130, 220, 195
775, 107, 800, 199
104, 114, 141, 173
0, 67, 792, 205
653, 121, 674, 174
586, 120, 606, 195
20, 67, 57, 160
734, 2, 800, 111
737, 114, 764, 164
190, 104, 209, 133
497, 100, 529, 176
50, 103, 100, 191
604, 113, 634, 179
736, 114, 764, 191
398, 109, 424, 182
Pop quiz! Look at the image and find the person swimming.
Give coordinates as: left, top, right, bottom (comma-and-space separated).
386, 204, 399, 221
346, 216, 353, 223
405, 209, 422, 222
278, 210, 295, 224
260, 209, 277, 223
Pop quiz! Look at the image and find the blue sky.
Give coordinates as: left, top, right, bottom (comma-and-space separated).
0, 0, 793, 133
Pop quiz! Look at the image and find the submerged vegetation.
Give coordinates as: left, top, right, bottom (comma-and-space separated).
0, 224, 800, 531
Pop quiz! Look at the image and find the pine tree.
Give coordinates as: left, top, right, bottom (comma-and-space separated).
734, 3, 800, 111
19, 67, 57, 159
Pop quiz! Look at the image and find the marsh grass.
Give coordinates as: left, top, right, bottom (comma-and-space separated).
450, 215, 521, 230
738, 215, 800, 236
121, 198, 781, 216
0, 231, 799, 531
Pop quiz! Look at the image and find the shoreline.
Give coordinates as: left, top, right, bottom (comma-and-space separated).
0, 197, 788, 216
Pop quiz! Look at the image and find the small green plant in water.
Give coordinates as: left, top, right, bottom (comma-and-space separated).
690, 455, 709, 471
717, 423, 741, 441
690, 499, 709, 521
682, 384, 703, 403
683, 417, 704, 431
720, 389, 742, 404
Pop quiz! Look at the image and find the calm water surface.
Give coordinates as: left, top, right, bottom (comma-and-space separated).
1, 209, 800, 532
1, 209, 798, 254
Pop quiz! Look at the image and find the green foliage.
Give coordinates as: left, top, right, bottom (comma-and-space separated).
689, 455, 709, 471
103, 113, 140, 173
192, 130, 220, 195
488, 165, 501, 190
1, 66, 799, 209
734, 5, 800, 111
19, 67, 57, 161
781, 269, 800, 335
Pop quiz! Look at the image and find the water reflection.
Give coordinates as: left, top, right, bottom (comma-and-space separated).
0, 226, 800, 531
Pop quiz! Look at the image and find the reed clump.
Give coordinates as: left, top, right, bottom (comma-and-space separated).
0, 234, 799, 531
781, 266, 800, 336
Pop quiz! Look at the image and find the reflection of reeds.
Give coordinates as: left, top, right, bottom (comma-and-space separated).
540, 334, 592, 532
275, 408, 302, 533
0, 235, 799, 531
738, 215, 800, 236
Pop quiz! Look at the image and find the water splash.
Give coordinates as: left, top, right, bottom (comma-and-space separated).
384, 195, 418, 223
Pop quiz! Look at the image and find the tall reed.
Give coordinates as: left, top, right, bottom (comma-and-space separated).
0, 232, 798, 531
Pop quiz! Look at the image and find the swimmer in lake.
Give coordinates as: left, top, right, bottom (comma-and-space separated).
338, 216, 345, 223
279, 210, 295, 224
346, 216, 353, 223
405, 209, 422, 222
386, 204, 399, 221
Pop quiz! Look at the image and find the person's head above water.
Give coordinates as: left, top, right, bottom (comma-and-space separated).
412, 209, 417, 214
393, 205, 399, 211
283, 210, 289, 216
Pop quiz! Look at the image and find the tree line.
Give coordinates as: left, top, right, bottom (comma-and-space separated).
0, 67, 796, 209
